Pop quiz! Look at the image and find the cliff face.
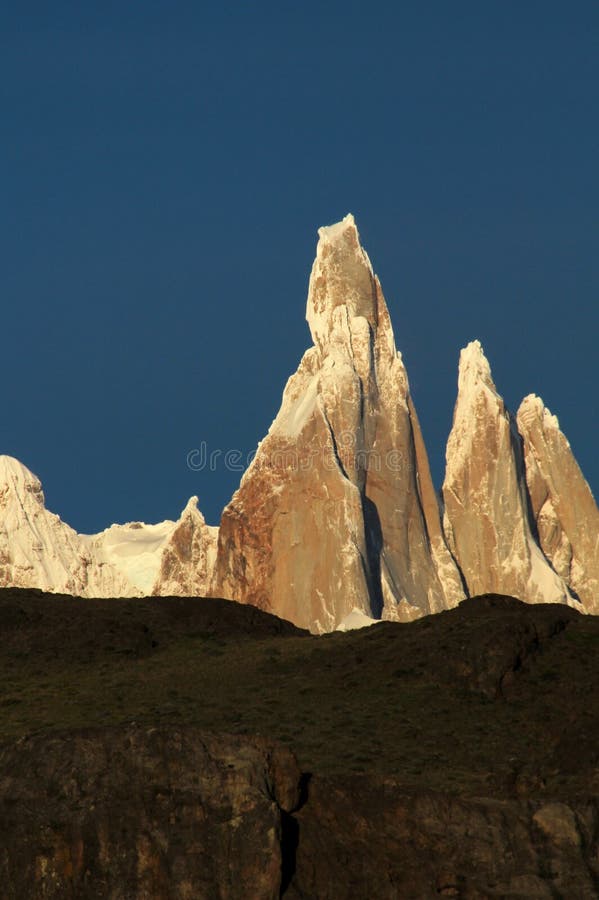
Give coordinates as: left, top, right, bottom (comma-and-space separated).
292, 779, 599, 899
442, 342, 577, 608
148, 497, 218, 597
0, 727, 302, 900
1, 724, 598, 900
517, 394, 599, 613
212, 215, 464, 631
2, 588, 599, 897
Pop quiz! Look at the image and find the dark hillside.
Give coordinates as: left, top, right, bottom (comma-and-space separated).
1, 589, 598, 896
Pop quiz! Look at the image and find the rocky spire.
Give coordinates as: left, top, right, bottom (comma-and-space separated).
442, 343, 577, 607
2, 219, 596, 627
211, 216, 464, 631
150, 497, 218, 597
517, 394, 599, 612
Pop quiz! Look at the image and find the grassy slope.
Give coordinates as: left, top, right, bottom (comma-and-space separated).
0, 588, 598, 797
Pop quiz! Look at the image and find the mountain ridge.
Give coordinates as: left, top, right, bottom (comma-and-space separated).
1, 215, 597, 628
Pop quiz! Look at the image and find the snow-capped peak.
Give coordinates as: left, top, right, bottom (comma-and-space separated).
0, 455, 48, 520
0, 454, 42, 489
0, 458, 217, 599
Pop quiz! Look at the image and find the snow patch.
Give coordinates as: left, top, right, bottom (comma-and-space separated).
83, 520, 176, 594
274, 373, 319, 438
336, 607, 378, 631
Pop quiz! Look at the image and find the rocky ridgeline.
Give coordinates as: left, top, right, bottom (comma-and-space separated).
1, 215, 597, 628
0, 455, 217, 600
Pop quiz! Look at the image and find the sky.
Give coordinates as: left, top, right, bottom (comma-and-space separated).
2, 2, 598, 532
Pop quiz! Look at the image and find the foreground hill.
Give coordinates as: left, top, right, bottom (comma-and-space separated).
1, 589, 599, 896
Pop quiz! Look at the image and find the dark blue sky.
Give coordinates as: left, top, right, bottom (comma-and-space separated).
2, 2, 598, 532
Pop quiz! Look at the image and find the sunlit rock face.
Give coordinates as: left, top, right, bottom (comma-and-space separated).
212, 215, 464, 632
3, 217, 596, 631
0, 455, 129, 597
150, 497, 218, 597
0, 455, 216, 599
442, 343, 577, 608
517, 395, 599, 613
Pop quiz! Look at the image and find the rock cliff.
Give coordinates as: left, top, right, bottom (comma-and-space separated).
0, 727, 302, 900
517, 394, 599, 612
2, 588, 599, 896
1, 724, 598, 899
442, 342, 578, 608
212, 214, 464, 631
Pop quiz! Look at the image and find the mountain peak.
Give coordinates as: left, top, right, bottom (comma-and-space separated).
457, 340, 494, 391
518, 393, 560, 432
0, 454, 38, 482
180, 495, 207, 523
317, 212, 357, 243
447, 341, 502, 467
444, 347, 576, 608
0, 455, 44, 505
306, 213, 378, 349
1, 216, 596, 629
516, 392, 599, 611
213, 214, 464, 630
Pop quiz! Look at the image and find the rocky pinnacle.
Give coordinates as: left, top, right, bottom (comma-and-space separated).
211, 215, 464, 630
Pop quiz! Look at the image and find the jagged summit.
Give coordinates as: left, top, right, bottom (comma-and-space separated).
518, 393, 560, 434
517, 393, 599, 612
306, 213, 382, 350
444, 341, 501, 485
0, 456, 101, 596
317, 211, 357, 240
457, 340, 495, 391
181, 495, 202, 517
0, 458, 216, 599
0, 455, 42, 489
212, 216, 464, 631
443, 347, 576, 608
1, 216, 597, 630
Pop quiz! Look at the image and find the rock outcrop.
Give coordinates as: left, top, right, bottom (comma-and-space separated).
2, 724, 599, 899
3, 588, 599, 896
0, 726, 302, 900
148, 497, 218, 597
0, 456, 216, 599
442, 342, 577, 607
212, 214, 464, 631
290, 779, 599, 899
517, 394, 599, 612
